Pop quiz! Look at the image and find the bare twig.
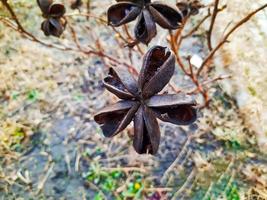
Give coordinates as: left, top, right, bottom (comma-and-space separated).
182, 10, 212, 39
0, 15, 136, 74
86, 0, 91, 21
0, 0, 25, 32
207, 0, 220, 50
197, 3, 267, 77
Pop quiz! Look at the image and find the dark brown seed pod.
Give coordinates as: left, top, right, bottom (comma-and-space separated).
37, 0, 53, 15
134, 9, 157, 45
146, 94, 197, 125
103, 67, 139, 99
37, 0, 66, 37
37, 0, 65, 18
94, 46, 198, 155
176, 0, 203, 17
107, 0, 183, 44
48, 2, 66, 18
41, 18, 66, 37
94, 101, 140, 137
107, 2, 141, 27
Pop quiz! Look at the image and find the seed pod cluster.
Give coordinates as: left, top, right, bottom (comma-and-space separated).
34, 0, 199, 155
37, 0, 66, 37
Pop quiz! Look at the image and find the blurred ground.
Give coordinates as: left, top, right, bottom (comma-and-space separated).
0, 0, 267, 200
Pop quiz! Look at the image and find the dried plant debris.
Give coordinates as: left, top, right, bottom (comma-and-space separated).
107, 0, 185, 44
94, 46, 197, 154
245, 187, 267, 200
37, 0, 66, 37
0, 120, 32, 160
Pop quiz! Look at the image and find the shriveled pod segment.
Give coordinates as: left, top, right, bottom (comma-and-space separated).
103, 68, 139, 100
94, 46, 197, 155
94, 101, 140, 138
108, 2, 142, 27
138, 46, 175, 99
133, 106, 160, 154
107, 0, 183, 44
148, 2, 183, 29
146, 94, 197, 125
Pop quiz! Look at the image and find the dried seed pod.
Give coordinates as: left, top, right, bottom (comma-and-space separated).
41, 18, 66, 37
94, 46, 198, 155
48, 2, 66, 18
108, 2, 141, 27
107, 0, 183, 44
94, 101, 140, 137
103, 67, 139, 99
37, 0, 65, 18
177, 0, 203, 17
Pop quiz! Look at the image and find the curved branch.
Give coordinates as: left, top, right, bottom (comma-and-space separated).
197, 3, 267, 77
207, 0, 220, 50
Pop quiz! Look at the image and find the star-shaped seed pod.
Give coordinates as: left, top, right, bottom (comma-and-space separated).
94, 46, 197, 155
107, 0, 184, 44
37, 0, 66, 37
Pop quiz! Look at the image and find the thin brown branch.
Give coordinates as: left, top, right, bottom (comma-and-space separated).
202, 74, 232, 86
1, 0, 69, 50
0, 16, 73, 51
119, 25, 143, 55
182, 10, 211, 39
86, 0, 91, 21
168, 30, 189, 76
187, 74, 231, 94
0, 1, 138, 73
182, 5, 226, 39
207, 0, 220, 51
67, 20, 82, 50
0, 0, 25, 32
168, 17, 210, 107
65, 12, 107, 24
197, 3, 267, 77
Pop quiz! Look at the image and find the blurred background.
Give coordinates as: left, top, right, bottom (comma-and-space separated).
0, 0, 267, 199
